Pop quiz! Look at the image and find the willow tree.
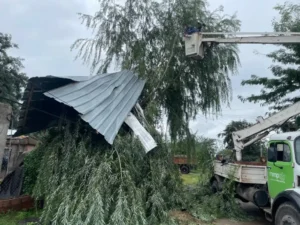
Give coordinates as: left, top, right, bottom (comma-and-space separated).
25, 1, 242, 224
73, 0, 240, 139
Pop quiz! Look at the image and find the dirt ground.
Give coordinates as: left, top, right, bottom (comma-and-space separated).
215, 201, 271, 225
171, 201, 271, 225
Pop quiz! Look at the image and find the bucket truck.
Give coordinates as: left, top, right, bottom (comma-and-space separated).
210, 101, 300, 225
183, 30, 300, 224
183, 31, 300, 224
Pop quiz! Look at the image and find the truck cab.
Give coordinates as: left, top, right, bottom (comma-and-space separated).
213, 131, 300, 225
266, 132, 300, 224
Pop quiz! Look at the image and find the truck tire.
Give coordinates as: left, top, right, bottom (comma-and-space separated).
180, 165, 190, 174
275, 202, 300, 225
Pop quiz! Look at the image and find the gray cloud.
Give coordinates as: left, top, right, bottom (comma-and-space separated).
0, 0, 96, 77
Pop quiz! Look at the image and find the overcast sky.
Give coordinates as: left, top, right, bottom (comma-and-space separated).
1, 0, 296, 142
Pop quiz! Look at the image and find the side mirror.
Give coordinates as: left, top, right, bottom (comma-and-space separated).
268, 147, 277, 162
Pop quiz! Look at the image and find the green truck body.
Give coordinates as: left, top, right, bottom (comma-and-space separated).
212, 131, 300, 225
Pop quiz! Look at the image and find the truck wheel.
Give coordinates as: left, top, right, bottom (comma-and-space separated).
275, 202, 300, 225
180, 165, 190, 174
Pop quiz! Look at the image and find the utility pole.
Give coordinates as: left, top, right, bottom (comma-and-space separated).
0, 103, 12, 172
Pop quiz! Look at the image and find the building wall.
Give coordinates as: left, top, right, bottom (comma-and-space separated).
0, 137, 37, 180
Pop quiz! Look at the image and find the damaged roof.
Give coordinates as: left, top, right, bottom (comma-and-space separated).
16, 70, 146, 144
45, 70, 145, 144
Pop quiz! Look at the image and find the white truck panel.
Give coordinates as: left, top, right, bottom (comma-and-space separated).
214, 161, 267, 184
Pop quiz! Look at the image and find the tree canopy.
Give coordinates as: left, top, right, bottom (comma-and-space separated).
239, 2, 300, 112
0, 32, 27, 123
73, 0, 241, 140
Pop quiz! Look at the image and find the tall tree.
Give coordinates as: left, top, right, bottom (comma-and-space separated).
0, 32, 27, 124
239, 2, 300, 112
218, 120, 264, 162
72, 0, 241, 140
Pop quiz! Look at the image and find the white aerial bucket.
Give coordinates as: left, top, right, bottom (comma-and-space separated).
184, 33, 204, 58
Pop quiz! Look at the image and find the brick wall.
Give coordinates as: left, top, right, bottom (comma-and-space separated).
0, 195, 34, 213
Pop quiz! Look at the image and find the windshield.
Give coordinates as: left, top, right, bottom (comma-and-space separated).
294, 137, 300, 165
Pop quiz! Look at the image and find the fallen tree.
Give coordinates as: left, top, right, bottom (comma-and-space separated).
25, 122, 183, 225
24, 124, 250, 224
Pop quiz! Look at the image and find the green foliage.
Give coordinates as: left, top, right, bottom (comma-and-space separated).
23, 138, 45, 194
194, 137, 217, 180
191, 180, 248, 221
183, 179, 248, 222
177, 137, 247, 222
72, 0, 241, 140
29, 122, 182, 225
0, 210, 41, 225
172, 136, 217, 179
0, 32, 28, 124
171, 133, 198, 167
171, 133, 197, 155
239, 2, 300, 112
218, 120, 264, 161
190, 186, 247, 222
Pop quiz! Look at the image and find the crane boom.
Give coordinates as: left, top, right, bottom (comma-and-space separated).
197, 32, 300, 35
202, 36, 300, 44
184, 32, 300, 58
233, 101, 300, 161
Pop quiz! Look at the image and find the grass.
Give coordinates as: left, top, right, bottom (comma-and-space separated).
0, 210, 41, 225
180, 171, 200, 185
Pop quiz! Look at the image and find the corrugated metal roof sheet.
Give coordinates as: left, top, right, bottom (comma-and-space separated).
44, 70, 145, 144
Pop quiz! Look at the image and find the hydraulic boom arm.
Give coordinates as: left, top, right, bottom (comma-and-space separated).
202, 35, 300, 44
184, 32, 300, 58
202, 32, 300, 44
233, 101, 300, 161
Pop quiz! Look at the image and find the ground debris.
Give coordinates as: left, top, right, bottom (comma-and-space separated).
169, 210, 206, 225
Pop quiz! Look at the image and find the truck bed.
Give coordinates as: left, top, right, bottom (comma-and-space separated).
173, 155, 196, 165
214, 160, 267, 184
